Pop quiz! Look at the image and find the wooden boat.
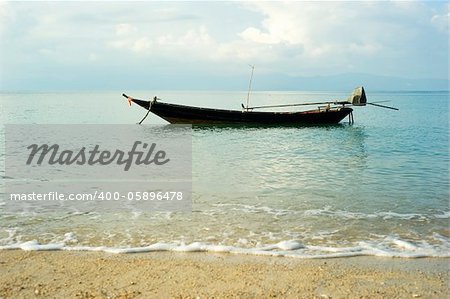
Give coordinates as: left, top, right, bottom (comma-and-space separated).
122, 87, 373, 125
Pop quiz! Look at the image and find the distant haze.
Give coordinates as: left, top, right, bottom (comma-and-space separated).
0, 1, 448, 91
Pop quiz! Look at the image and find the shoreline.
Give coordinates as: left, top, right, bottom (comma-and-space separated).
0, 250, 448, 298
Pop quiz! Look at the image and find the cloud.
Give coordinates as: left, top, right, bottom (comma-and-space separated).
238, 2, 397, 58
240, 27, 279, 44
227, 1, 448, 76
109, 23, 216, 59
105, 1, 442, 77
115, 23, 137, 36
131, 37, 152, 53
431, 3, 449, 33
0, 1, 16, 36
0, 1, 448, 91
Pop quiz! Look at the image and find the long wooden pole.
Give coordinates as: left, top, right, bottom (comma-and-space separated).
246, 65, 255, 110
367, 102, 399, 110
249, 102, 399, 110
248, 101, 342, 109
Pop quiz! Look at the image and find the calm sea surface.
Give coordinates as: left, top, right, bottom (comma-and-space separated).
0, 90, 448, 257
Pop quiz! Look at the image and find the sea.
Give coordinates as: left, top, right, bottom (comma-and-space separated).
0, 90, 449, 258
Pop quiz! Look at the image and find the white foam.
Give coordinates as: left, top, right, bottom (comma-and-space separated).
0, 228, 19, 245
303, 208, 430, 221
275, 240, 304, 250
212, 203, 291, 216
432, 233, 450, 245
211, 204, 439, 222
62, 232, 78, 244
0, 234, 448, 259
206, 245, 236, 252
103, 243, 176, 254
434, 211, 450, 219
388, 237, 419, 251
64, 246, 109, 252
173, 242, 205, 252
17, 240, 64, 251
237, 238, 249, 245
378, 212, 425, 220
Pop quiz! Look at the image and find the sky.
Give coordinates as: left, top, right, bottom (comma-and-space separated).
0, 1, 448, 91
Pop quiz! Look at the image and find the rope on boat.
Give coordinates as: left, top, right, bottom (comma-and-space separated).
137, 109, 151, 124
137, 99, 153, 124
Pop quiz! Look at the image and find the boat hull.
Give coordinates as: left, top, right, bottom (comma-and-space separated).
131, 99, 353, 125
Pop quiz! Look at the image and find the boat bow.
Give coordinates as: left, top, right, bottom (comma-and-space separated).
123, 94, 152, 110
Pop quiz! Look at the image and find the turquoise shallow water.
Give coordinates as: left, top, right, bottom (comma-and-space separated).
0, 90, 449, 257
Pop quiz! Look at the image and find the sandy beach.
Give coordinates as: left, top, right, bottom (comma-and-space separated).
0, 250, 448, 298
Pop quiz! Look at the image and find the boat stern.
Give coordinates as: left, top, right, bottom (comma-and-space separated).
348, 86, 367, 106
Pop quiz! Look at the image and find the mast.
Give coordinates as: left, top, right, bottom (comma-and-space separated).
246, 65, 255, 111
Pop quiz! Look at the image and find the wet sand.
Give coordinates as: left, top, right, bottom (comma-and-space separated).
0, 250, 448, 298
